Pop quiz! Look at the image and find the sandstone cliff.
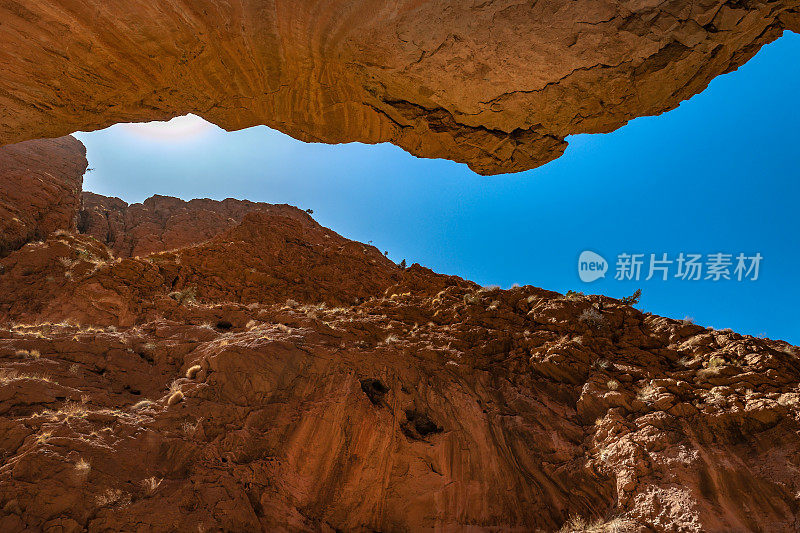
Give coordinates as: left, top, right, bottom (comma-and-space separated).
1, 1, 799, 173
1, 137, 799, 532
0, 136, 86, 257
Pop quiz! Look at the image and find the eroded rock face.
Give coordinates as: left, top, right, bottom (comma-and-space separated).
0, 136, 86, 256
1, 1, 798, 173
79, 193, 314, 258
1, 225, 800, 531
1, 143, 800, 531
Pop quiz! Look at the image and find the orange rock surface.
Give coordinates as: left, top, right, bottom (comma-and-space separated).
79, 193, 314, 258
0, 137, 86, 256
1, 137, 799, 532
1, 1, 799, 173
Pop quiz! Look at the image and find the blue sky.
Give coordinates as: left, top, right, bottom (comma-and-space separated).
75, 31, 799, 344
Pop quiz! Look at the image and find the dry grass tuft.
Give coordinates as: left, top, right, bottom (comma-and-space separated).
54, 401, 88, 419
167, 390, 184, 406
35, 431, 52, 445
131, 399, 155, 411
0, 369, 51, 385
182, 420, 201, 437
637, 384, 659, 404
58, 257, 77, 269
73, 458, 91, 481
697, 355, 727, 379
382, 334, 400, 345
95, 488, 130, 508
140, 476, 163, 496
707, 355, 726, 369
558, 516, 635, 533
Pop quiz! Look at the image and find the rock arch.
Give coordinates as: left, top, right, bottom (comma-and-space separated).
1, 0, 798, 174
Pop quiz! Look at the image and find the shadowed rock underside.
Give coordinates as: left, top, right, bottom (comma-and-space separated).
1, 1, 799, 173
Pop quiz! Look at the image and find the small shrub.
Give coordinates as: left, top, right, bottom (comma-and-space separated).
168, 286, 197, 305
565, 290, 584, 300
593, 358, 610, 370
607, 380, 620, 391
399, 259, 407, 269
305, 208, 313, 214
463, 293, 481, 305
620, 289, 642, 306
579, 308, 604, 328
681, 316, 695, 325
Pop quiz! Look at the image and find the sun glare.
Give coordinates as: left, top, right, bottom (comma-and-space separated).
119, 114, 215, 141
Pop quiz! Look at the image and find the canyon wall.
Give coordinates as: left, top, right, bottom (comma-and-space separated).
1, 0, 799, 174
0, 132, 799, 532
0, 136, 86, 257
